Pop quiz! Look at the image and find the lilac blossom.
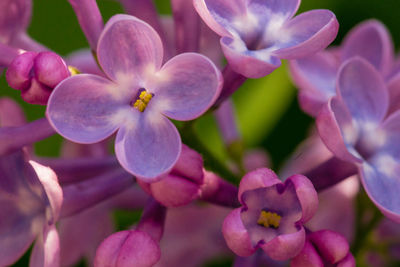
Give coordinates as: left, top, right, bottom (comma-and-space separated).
290, 20, 394, 116
46, 14, 222, 180
222, 168, 318, 260
6, 51, 71, 105
291, 230, 355, 267
194, 0, 339, 78
0, 151, 63, 267
317, 57, 400, 222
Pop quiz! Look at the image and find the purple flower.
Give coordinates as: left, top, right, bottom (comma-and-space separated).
290, 20, 394, 116
0, 152, 63, 267
0, 0, 31, 45
194, 0, 338, 78
317, 57, 400, 222
6, 51, 71, 105
46, 14, 222, 180
291, 230, 355, 267
222, 168, 318, 260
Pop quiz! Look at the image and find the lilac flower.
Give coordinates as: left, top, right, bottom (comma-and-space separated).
194, 0, 338, 78
46, 14, 222, 180
317, 57, 400, 222
291, 230, 355, 267
290, 20, 394, 116
0, 151, 63, 267
6, 51, 71, 105
222, 168, 318, 260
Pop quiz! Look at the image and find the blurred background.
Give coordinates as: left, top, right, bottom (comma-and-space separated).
3, 0, 400, 266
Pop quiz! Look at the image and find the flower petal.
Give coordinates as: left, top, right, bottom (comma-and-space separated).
30, 225, 60, 267
387, 72, 400, 114
221, 36, 281, 78
0, 97, 26, 127
222, 208, 256, 257
289, 51, 338, 116
260, 227, 305, 261
238, 168, 281, 205
308, 230, 349, 264
291, 240, 324, 267
46, 74, 123, 144
273, 10, 339, 59
97, 14, 163, 82
0, 0, 31, 44
115, 114, 181, 180
286, 174, 318, 223
248, 0, 300, 21
193, 0, 247, 37
337, 57, 389, 123
150, 53, 222, 120
342, 20, 394, 76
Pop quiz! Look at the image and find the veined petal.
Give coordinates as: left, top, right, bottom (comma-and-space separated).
273, 10, 338, 59
30, 225, 60, 267
150, 53, 222, 120
248, 0, 300, 21
46, 74, 124, 144
97, 14, 163, 82
115, 114, 181, 180
193, 0, 247, 37
289, 51, 338, 117
337, 58, 389, 123
342, 20, 394, 76
221, 36, 281, 78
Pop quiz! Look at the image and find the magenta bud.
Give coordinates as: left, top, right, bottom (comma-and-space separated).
6, 51, 70, 105
94, 230, 161, 267
308, 230, 350, 264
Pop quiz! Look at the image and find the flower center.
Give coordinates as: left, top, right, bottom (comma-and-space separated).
257, 210, 281, 229
132, 89, 153, 112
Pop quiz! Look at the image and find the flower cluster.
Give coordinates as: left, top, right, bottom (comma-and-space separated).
1, 0, 399, 266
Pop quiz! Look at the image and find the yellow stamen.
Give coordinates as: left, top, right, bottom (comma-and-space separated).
133, 90, 153, 112
257, 211, 281, 229
68, 66, 81, 76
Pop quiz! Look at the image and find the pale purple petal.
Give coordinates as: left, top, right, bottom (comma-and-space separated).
248, 0, 300, 21
94, 230, 161, 267
387, 72, 400, 114
342, 20, 394, 76
66, 49, 104, 76
97, 14, 163, 81
260, 227, 305, 261
150, 53, 222, 120
193, 0, 247, 37
115, 114, 181, 180
0, 0, 31, 44
317, 98, 363, 163
238, 168, 281, 205
337, 57, 389, 123
30, 225, 60, 267
46, 74, 123, 144
381, 110, 400, 157
289, 51, 338, 116
221, 36, 281, 78
287, 174, 318, 223
222, 208, 256, 257
273, 10, 339, 59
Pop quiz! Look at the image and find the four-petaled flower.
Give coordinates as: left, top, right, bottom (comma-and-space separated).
47, 14, 222, 181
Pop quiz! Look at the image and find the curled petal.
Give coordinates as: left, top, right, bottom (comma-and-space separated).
286, 174, 318, 223
308, 230, 349, 264
151, 53, 222, 120
291, 240, 323, 267
342, 20, 394, 76
274, 10, 339, 59
260, 227, 305, 261
222, 208, 256, 257
221, 36, 281, 78
30, 225, 60, 267
97, 14, 163, 81
115, 114, 181, 180
337, 57, 389, 123
46, 74, 122, 144
171, 144, 204, 185
238, 168, 281, 205
94, 230, 160, 267
337, 253, 356, 267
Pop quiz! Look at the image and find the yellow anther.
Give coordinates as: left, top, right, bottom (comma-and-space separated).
68, 66, 81, 76
133, 90, 153, 112
257, 211, 281, 229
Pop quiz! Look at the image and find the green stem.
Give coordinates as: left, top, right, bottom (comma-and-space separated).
180, 121, 239, 185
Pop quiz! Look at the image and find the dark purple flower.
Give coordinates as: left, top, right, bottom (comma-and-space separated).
194, 0, 338, 78
222, 168, 318, 260
6, 51, 71, 105
290, 20, 394, 116
46, 15, 222, 181
317, 57, 400, 222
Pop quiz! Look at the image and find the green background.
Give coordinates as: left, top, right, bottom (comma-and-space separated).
2, 0, 399, 266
